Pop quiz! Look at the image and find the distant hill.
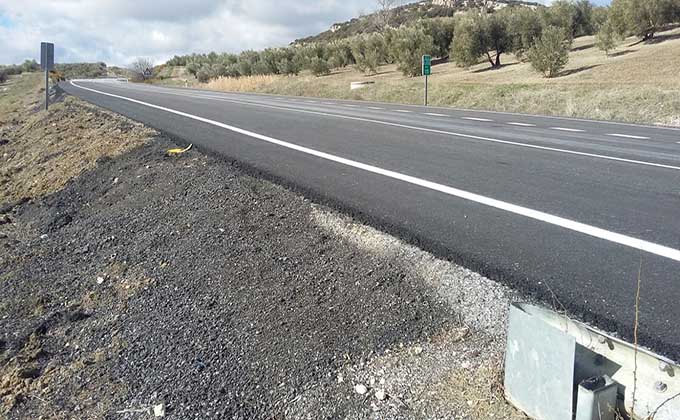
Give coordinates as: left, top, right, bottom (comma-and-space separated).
293, 0, 541, 45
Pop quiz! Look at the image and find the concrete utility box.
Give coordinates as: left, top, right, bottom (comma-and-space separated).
504, 303, 680, 420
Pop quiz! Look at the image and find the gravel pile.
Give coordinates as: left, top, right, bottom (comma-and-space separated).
0, 137, 464, 419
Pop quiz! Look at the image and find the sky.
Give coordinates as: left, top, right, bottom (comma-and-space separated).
0, 0, 611, 67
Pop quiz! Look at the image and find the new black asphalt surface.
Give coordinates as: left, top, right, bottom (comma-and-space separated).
62, 80, 680, 360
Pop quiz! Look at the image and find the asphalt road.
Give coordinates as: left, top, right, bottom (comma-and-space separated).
62, 80, 680, 360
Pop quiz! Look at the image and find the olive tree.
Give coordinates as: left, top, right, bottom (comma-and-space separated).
527, 26, 570, 78
390, 26, 434, 76
596, 19, 621, 56
610, 0, 676, 40
450, 12, 512, 70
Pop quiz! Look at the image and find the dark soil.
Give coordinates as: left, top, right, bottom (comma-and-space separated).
0, 136, 453, 419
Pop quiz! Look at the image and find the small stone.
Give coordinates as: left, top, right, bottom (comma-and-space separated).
379, 378, 385, 385
96, 276, 105, 285
337, 375, 343, 383
40, 234, 48, 239
112, 177, 119, 184
413, 346, 423, 355
375, 389, 387, 401
153, 403, 165, 417
354, 384, 368, 395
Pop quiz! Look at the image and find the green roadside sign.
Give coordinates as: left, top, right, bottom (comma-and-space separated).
422, 55, 431, 76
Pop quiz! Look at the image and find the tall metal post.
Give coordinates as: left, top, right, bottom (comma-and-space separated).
45, 70, 49, 111
424, 74, 428, 106
41, 42, 54, 111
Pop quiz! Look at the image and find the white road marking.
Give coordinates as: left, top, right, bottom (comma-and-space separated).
395, 109, 412, 113
607, 133, 650, 140
551, 127, 585, 132
68, 80, 680, 263
306, 100, 317, 103
344, 104, 359, 107
424, 112, 448, 117
81, 82, 680, 172
463, 117, 493, 122
322, 102, 334, 105
368, 106, 384, 110
508, 122, 536, 127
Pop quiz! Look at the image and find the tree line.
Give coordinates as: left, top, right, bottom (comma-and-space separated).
164, 0, 680, 82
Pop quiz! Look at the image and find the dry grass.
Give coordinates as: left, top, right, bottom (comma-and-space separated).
176, 27, 680, 126
206, 74, 281, 92
0, 73, 156, 204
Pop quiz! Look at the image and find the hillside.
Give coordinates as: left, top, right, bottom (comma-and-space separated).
294, 0, 541, 44
160, 27, 680, 127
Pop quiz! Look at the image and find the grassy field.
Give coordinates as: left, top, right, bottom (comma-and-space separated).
158, 27, 680, 127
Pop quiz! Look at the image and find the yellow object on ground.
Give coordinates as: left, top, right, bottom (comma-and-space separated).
167, 144, 192, 155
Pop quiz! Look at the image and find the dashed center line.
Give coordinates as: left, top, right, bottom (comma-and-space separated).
368, 106, 384, 110
508, 122, 536, 127
306, 100, 318, 103
607, 133, 650, 140
424, 112, 448, 117
462, 117, 493, 122
344, 104, 359, 107
322, 102, 334, 105
395, 110, 412, 113
551, 127, 585, 132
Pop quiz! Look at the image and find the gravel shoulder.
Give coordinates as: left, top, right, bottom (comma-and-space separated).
0, 75, 524, 419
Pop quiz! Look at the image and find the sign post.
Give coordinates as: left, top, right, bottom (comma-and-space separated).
40, 42, 54, 111
422, 55, 431, 106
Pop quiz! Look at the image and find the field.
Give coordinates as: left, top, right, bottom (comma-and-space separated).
163, 28, 680, 127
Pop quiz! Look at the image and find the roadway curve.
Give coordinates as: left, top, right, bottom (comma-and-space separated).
62, 80, 680, 360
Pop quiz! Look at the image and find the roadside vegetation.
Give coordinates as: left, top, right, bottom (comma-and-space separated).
154, 0, 680, 126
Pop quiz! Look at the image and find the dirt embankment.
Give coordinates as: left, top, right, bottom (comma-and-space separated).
0, 75, 523, 419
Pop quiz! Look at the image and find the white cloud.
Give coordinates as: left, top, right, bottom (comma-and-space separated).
0, 0, 373, 66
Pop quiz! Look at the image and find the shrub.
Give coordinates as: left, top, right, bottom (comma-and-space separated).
390, 26, 434, 76
309, 57, 331, 76
528, 26, 570, 78
0, 70, 7, 84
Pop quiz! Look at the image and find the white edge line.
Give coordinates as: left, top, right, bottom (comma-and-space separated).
68, 80, 680, 263
607, 133, 650, 140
